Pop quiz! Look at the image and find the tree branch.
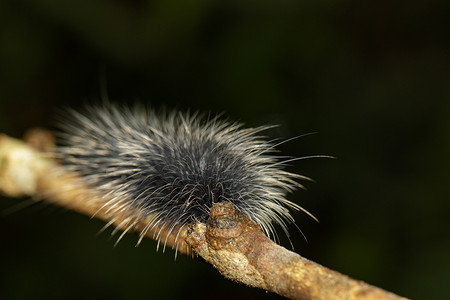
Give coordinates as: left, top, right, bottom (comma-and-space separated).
186, 202, 408, 300
0, 131, 409, 300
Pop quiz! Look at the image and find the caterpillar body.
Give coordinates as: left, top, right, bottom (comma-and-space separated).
55, 103, 314, 254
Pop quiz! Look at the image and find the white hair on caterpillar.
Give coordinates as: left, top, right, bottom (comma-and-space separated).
54, 103, 321, 252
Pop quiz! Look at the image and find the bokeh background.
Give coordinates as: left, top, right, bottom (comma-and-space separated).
1, 1, 449, 299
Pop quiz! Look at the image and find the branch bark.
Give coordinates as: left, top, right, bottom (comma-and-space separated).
0, 131, 409, 300
186, 202, 408, 300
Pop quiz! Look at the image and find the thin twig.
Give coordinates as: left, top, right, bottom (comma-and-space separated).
0, 131, 410, 300
0, 132, 191, 254
186, 202, 408, 300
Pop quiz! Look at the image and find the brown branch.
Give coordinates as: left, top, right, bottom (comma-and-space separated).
0, 132, 191, 254
186, 202, 408, 300
0, 131, 410, 300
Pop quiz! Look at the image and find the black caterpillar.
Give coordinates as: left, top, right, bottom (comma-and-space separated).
55, 103, 316, 250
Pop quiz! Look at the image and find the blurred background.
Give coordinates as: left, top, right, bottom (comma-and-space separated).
0, 0, 449, 299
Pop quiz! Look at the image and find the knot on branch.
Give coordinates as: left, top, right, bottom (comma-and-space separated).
206, 201, 248, 240
186, 202, 268, 288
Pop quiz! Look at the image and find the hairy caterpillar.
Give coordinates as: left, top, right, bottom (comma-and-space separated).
54, 103, 317, 253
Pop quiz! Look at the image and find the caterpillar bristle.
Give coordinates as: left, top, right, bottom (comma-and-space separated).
54, 103, 315, 252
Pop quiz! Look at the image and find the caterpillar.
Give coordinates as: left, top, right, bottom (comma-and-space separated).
54, 103, 317, 254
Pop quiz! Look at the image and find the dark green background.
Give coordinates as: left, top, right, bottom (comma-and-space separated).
1, 1, 449, 299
